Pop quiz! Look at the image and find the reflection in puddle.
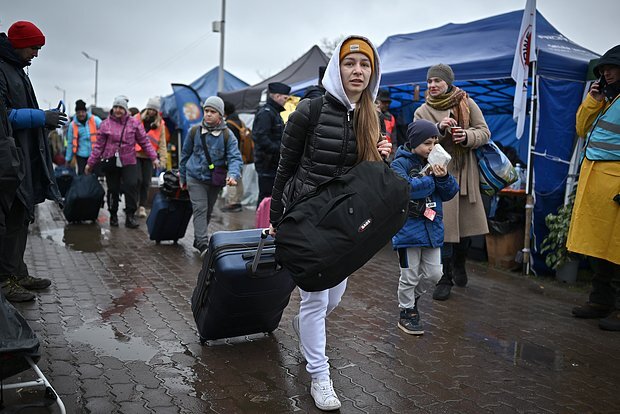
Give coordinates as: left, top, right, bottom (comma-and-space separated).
67, 320, 159, 362
41, 224, 108, 252
468, 331, 565, 371
63, 223, 105, 252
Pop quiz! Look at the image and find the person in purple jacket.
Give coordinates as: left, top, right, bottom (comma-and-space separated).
85, 95, 160, 228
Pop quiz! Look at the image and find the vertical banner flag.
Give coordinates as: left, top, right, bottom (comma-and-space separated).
171, 83, 203, 146
511, 0, 537, 139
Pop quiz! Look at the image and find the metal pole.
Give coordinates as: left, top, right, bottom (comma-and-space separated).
523, 59, 538, 275
217, 0, 226, 93
94, 58, 98, 106
82, 52, 98, 106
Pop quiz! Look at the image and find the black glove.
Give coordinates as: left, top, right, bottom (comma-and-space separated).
44, 110, 68, 128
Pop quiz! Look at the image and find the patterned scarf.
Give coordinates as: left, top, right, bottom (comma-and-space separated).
426, 87, 471, 170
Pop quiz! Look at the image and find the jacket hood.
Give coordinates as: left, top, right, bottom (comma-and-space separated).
0, 33, 25, 68
394, 144, 417, 162
594, 44, 620, 77
322, 35, 381, 111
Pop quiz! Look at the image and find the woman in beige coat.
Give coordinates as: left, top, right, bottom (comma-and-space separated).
414, 63, 490, 300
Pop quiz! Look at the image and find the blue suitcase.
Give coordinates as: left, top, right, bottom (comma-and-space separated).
191, 229, 296, 343
146, 193, 193, 244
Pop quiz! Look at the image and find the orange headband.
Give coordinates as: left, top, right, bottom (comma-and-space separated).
339, 38, 374, 71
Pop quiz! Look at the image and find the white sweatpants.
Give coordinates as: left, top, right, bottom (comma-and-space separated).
298, 278, 348, 380
397, 247, 442, 309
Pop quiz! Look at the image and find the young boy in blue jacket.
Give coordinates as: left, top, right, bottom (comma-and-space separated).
391, 120, 459, 335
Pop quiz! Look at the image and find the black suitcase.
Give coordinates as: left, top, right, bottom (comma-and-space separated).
63, 175, 105, 222
146, 193, 193, 244
191, 229, 296, 343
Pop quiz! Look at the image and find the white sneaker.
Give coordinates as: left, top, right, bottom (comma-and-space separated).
310, 378, 341, 411
292, 315, 306, 361
138, 206, 147, 218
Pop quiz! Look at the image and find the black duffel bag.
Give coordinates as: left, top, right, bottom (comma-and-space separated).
63, 174, 105, 222
275, 160, 410, 292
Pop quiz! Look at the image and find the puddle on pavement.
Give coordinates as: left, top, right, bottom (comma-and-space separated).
468, 330, 565, 371
41, 223, 107, 252
67, 319, 159, 362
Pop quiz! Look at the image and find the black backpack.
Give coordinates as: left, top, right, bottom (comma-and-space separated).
275, 160, 409, 292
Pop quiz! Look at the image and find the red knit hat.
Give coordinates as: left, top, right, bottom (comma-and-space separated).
8, 21, 45, 49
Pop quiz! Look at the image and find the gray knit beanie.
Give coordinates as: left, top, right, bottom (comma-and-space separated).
112, 95, 129, 111
203, 96, 225, 117
427, 63, 454, 86
145, 96, 161, 112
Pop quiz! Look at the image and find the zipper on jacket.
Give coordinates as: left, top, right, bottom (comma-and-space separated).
337, 110, 353, 175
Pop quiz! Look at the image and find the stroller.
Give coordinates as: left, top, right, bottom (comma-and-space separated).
0, 292, 65, 413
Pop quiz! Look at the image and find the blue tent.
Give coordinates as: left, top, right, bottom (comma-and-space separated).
161, 67, 248, 129
377, 10, 600, 272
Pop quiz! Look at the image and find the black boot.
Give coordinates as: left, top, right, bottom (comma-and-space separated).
125, 214, 139, 229
433, 260, 454, 301
453, 239, 470, 287
109, 212, 119, 227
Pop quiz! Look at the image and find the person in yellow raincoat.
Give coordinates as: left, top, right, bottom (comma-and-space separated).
567, 45, 620, 331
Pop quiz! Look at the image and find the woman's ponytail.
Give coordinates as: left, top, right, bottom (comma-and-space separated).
354, 88, 382, 162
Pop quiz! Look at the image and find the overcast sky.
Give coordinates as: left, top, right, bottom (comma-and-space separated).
2, 0, 618, 113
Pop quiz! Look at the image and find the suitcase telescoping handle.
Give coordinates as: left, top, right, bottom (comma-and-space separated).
251, 229, 271, 274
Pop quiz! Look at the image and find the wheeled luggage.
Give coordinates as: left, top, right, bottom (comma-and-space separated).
62, 174, 105, 222
146, 192, 192, 244
255, 196, 271, 228
191, 229, 296, 343
54, 165, 75, 198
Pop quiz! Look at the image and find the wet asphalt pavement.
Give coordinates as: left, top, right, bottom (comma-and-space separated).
2, 196, 620, 413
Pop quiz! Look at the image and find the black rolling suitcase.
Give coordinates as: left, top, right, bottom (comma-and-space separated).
54, 165, 75, 198
63, 175, 105, 222
146, 192, 193, 244
191, 229, 296, 343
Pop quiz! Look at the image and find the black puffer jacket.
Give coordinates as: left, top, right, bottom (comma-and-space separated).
270, 93, 359, 224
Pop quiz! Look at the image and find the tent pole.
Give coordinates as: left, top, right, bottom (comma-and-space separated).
522, 60, 538, 275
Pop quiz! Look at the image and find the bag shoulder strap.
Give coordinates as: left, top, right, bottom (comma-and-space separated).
226, 119, 244, 130
308, 96, 323, 130
199, 128, 229, 166
189, 125, 200, 142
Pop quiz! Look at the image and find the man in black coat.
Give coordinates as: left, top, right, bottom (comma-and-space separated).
0, 21, 67, 302
252, 82, 290, 206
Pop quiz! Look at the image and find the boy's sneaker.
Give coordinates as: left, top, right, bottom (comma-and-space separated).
310, 378, 341, 411
18, 275, 52, 290
292, 315, 306, 361
398, 307, 424, 335
1, 278, 35, 302
138, 206, 147, 218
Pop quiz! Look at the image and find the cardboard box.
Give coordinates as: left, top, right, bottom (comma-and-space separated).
485, 229, 524, 269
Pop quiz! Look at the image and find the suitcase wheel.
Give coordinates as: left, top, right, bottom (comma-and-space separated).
199, 336, 206, 345
173, 239, 178, 245
156, 240, 161, 245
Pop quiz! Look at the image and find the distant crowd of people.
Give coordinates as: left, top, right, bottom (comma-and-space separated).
1, 18, 618, 413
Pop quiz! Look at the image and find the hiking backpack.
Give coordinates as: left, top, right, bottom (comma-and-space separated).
226, 119, 253, 164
